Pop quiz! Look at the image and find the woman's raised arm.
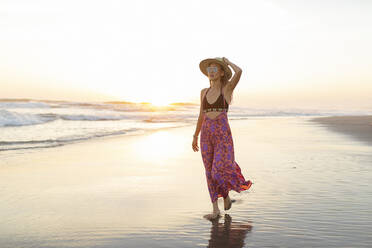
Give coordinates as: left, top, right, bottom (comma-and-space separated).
223, 57, 242, 91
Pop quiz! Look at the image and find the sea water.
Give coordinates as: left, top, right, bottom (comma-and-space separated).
1, 99, 371, 152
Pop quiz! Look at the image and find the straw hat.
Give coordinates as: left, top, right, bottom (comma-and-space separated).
199, 57, 232, 80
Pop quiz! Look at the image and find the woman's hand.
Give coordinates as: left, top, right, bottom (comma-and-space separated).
192, 136, 199, 152
222, 57, 231, 65
223, 57, 241, 75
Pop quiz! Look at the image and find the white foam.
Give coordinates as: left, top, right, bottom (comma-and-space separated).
0, 109, 55, 127
0, 101, 50, 109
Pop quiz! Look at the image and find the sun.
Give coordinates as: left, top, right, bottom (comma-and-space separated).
150, 98, 172, 107
107, 89, 177, 108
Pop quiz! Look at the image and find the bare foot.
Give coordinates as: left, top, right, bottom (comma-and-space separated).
224, 196, 232, 210
203, 210, 221, 220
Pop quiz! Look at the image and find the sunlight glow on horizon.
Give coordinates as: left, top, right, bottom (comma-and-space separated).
1, 0, 371, 109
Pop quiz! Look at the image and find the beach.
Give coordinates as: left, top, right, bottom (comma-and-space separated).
309, 115, 372, 146
1, 115, 372, 247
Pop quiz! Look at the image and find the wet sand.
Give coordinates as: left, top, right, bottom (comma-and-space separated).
309, 115, 372, 146
1, 116, 372, 247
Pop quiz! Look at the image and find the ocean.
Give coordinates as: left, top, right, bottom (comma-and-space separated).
1, 99, 371, 152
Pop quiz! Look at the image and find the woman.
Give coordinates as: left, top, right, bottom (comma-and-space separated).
192, 57, 253, 220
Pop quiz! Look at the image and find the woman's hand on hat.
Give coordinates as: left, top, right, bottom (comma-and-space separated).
222, 57, 230, 64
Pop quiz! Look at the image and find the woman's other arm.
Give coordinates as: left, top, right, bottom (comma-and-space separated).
193, 88, 207, 138
192, 88, 207, 152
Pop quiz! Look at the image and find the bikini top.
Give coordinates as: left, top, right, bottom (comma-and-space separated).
202, 87, 229, 113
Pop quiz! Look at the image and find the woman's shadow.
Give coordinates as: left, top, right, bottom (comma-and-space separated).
207, 214, 252, 248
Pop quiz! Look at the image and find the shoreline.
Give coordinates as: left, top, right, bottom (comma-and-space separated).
3, 114, 372, 157
309, 115, 372, 146
0, 115, 312, 155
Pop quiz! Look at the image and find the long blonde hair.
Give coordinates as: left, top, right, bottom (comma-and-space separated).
208, 63, 234, 104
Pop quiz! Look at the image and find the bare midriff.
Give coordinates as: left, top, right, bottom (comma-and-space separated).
204, 111, 226, 120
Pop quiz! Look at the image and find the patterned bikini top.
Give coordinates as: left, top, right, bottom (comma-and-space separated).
202, 87, 229, 113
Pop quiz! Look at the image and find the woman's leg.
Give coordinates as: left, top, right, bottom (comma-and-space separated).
201, 120, 219, 203
204, 199, 220, 219
210, 115, 235, 209
218, 116, 253, 196
200, 120, 221, 219
210, 142, 230, 199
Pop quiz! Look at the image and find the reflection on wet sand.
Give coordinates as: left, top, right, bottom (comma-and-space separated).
207, 214, 252, 248
1, 117, 372, 247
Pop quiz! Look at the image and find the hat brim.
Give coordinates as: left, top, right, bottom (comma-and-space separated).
199, 58, 232, 80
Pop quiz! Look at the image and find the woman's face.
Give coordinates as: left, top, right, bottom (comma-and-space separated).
207, 63, 224, 81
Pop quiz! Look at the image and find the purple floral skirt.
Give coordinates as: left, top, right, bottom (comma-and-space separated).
200, 111, 253, 203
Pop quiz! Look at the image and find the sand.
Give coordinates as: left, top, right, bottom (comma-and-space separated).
309, 115, 372, 146
1, 116, 372, 247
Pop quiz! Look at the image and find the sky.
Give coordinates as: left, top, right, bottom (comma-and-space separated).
0, 0, 371, 109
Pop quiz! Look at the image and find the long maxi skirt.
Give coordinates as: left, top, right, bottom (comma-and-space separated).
200, 111, 253, 203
